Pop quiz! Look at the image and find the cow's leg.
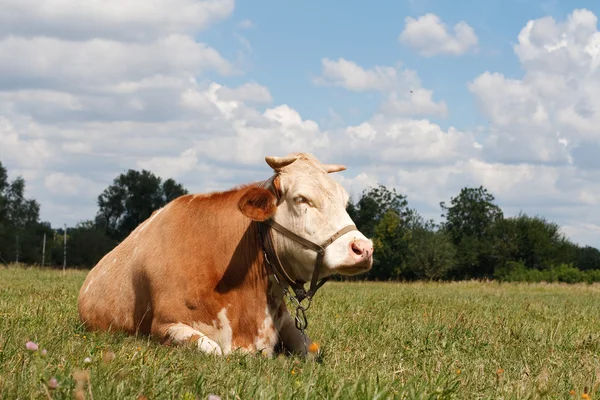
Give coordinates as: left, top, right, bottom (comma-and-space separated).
278, 311, 312, 355
161, 323, 223, 355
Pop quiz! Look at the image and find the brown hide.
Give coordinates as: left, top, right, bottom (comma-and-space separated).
77, 183, 284, 351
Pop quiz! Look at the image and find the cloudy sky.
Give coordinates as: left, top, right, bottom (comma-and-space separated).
2, 0, 600, 247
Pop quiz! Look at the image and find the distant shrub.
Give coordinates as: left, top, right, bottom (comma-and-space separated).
495, 261, 600, 284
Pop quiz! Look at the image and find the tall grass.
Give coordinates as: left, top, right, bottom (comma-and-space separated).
1, 265, 599, 399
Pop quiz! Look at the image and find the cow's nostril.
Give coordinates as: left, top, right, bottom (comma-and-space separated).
351, 241, 363, 256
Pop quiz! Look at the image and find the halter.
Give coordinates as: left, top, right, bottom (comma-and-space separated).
257, 175, 358, 334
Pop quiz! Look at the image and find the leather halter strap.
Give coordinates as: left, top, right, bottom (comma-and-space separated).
257, 175, 358, 303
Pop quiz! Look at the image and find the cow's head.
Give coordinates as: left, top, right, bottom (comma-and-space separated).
238, 152, 373, 281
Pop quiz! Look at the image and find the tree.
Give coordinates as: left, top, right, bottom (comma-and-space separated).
348, 185, 419, 280
66, 220, 118, 268
575, 246, 600, 271
4, 177, 40, 228
494, 213, 576, 270
440, 186, 504, 279
347, 184, 414, 238
96, 169, 188, 241
404, 219, 456, 280
0, 161, 8, 263
0, 160, 7, 210
0, 161, 43, 264
371, 209, 408, 280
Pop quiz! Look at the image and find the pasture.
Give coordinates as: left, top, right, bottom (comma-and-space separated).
1, 266, 599, 399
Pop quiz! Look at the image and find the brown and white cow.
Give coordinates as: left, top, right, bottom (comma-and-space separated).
77, 152, 373, 356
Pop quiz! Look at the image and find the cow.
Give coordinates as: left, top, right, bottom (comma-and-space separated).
77, 152, 374, 357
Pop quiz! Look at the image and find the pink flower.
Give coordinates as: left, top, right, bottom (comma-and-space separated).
25, 341, 38, 351
47, 378, 58, 390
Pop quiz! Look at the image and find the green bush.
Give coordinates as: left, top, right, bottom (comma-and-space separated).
495, 262, 600, 284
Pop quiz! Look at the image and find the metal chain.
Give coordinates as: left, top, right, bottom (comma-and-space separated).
263, 250, 312, 354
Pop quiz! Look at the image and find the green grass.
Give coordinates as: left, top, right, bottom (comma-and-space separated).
1, 266, 599, 399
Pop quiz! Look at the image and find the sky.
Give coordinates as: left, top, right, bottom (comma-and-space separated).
2, 0, 600, 247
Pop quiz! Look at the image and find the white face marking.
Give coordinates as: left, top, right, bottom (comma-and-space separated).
270, 155, 373, 281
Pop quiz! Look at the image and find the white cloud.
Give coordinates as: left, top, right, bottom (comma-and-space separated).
313, 58, 403, 92
469, 8, 600, 165
381, 89, 448, 117
62, 141, 92, 155
2, 3, 600, 253
0, 117, 52, 168
0, 0, 235, 41
0, 35, 233, 91
313, 57, 447, 118
216, 82, 272, 104
44, 173, 99, 197
399, 13, 478, 56
237, 19, 255, 30
336, 116, 479, 168
189, 103, 330, 166
561, 223, 600, 250
137, 148, 200, 179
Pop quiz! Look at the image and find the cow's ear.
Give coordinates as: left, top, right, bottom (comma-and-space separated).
238, 187, 277, 221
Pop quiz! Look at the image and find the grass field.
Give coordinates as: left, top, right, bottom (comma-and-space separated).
1, 266, 600, 399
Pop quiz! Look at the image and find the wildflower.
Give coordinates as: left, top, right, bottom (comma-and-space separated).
582, 394, 590, 400
83, 357, 92, 364
102, 350, 115, 364
73, 370, 90, 384
47, 377, 58, 390
456, 369, 461, 375
291, 369, 296, 375
496, 368, 504, 375
73, 369, 90, 400
41, 349, 48, 357
208, 395, 222, 400
308, 342, 320, 353
25, 341, 38, 351
570, 390, 576, 396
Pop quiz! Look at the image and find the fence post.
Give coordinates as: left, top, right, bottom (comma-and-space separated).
63, 224, 67, 275
42, 233, 46, 267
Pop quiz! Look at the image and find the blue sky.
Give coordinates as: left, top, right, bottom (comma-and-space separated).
1, 0, 600, 248
202, 0, 600, 130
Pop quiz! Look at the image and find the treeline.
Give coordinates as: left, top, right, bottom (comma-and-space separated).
347, 185, 600, 282
2, 159, 599, 283
0, 160, 187, 269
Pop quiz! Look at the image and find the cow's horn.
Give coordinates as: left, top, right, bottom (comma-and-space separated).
265, 155, 298, 171
324, 164, 346, 173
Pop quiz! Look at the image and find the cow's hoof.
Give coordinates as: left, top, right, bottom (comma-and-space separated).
198, 337, 223, 355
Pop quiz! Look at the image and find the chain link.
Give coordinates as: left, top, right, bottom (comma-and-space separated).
264, 250, 312, 354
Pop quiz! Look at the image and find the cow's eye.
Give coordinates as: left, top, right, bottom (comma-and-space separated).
294, 196, 309, 204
